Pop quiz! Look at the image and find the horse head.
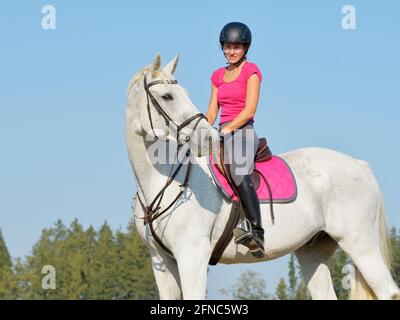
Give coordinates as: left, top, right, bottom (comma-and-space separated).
127, 53, 219, 157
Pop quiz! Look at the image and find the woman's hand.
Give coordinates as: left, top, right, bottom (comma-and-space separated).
220, 127, 233, 135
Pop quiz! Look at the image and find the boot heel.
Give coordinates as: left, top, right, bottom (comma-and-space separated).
247, 237, 265, 258
251, 248, 265, 258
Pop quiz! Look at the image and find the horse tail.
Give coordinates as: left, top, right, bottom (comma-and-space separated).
349, 192, 391, 300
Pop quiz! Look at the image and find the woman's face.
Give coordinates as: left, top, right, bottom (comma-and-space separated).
223, 42, 245, 65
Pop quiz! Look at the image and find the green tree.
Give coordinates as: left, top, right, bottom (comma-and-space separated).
79, 225, 98, 299
281, 253, 310, 300
22, 219, 76, 299
16, 226, 57, 299
113, 222, 158, 299
288, 253, 297, 298
294, 278, 310, 300
15, 219, 158, 300
219, 270, 270, 300
0, 229, 17, 299
329, 248, 349, 300
56, 219, 90, 299
86, 221, 119, 299
389, 227, 400, 286
274, 278, 288, 300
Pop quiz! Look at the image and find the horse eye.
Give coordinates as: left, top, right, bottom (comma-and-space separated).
161, 93, 173, 101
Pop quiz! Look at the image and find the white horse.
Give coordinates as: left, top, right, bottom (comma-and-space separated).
125, 53, 400, 300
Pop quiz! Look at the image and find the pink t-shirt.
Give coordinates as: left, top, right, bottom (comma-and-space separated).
211, 61, 262, 125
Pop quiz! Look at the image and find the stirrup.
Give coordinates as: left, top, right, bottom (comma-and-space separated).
233, 219, 253, 244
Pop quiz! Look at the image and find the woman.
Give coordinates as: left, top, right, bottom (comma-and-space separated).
206, 22, 265, 258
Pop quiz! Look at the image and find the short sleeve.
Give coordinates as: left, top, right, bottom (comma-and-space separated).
246, 63, 262, 82
211, 68, 222, 87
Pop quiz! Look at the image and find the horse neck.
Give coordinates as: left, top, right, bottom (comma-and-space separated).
127, 126, 186, 204
127, 129, 155, 200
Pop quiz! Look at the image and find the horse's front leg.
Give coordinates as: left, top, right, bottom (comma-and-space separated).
149, 246, 183, 299
173, 236, 212, 300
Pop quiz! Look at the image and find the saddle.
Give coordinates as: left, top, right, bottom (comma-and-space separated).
214, 137, 272, 191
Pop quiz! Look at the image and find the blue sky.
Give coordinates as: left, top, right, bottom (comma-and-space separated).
0, 0, 399, 299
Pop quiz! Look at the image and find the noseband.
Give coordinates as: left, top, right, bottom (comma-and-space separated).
136, 73, 208, 257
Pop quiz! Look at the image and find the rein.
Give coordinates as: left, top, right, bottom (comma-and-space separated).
136, 73, 207, 256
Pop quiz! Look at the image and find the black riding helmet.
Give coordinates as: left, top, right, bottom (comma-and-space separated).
219, 22, 252, 65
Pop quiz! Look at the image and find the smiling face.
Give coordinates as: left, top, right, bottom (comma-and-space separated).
222, 42, 247, 64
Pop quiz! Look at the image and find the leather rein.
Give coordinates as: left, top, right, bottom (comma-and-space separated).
136, 73, 207, 256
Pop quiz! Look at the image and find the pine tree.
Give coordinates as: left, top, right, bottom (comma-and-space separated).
0, 229, 17, 299
113, 222, 158, 299
293, 256, 310, 300
288, 253, 297, 299
389, 227, 400, 285
15, 220, 90, 299
10, 219, 161, 300
57, 219, 89, 299
87, 221, 119, 299
274, 278, 288, 300
79, 225, 97, 299
329, 248, 349, 300
219, 270, 270, 300
294, 279, 310, 300
16, 227, 55, 299
282, 253, 311, 300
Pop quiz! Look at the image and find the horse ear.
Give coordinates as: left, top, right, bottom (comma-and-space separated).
164, 53, 179, 75
151, 52, 162, 76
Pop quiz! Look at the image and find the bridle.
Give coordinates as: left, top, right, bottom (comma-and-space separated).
135, 72, 207, 256
143, 73, 206, 146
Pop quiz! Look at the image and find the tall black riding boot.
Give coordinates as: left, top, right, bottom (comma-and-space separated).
233, 174, 265, 258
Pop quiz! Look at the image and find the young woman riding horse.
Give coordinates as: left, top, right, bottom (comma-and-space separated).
206, 22, 265, 257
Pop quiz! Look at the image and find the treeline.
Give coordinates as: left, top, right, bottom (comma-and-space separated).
1, 222, 400, 300
0, 219, 158, 299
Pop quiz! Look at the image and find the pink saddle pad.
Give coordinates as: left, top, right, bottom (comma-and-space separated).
207, 155, 297, 203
